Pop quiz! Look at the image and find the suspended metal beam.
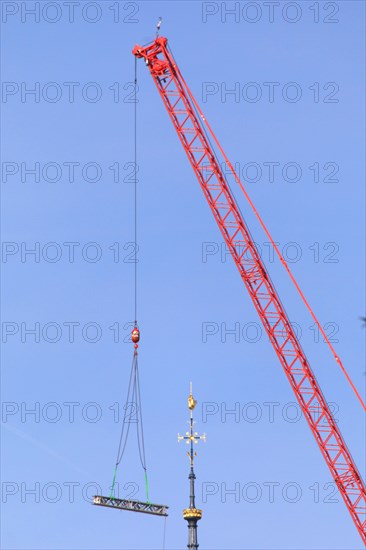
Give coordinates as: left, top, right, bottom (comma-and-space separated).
93, 495, 168, 517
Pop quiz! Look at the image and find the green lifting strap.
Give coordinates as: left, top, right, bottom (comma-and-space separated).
144, 470, 150, 504
109, 465, 118, 499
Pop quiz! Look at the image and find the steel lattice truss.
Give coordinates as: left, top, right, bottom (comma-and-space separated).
93, 495, 168, 516
132, 37, 366, 543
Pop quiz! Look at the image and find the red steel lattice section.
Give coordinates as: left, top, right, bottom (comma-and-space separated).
133, 37, 366, 543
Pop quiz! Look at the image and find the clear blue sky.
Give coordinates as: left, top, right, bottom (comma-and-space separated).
1, 1, 365, 549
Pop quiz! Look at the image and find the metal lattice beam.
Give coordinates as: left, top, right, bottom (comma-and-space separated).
93, 495, 168, 517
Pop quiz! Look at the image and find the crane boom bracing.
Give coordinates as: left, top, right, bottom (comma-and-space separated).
132, 36, 366, 543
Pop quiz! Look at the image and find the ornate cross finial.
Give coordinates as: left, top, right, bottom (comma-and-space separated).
178, 383, 206, 461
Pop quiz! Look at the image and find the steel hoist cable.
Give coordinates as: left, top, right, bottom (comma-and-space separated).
134, 55, 138, 326
109, 57, 150, 504
110, 350, 149, 501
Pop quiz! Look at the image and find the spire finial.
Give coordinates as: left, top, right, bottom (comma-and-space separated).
178, 383, 206, 549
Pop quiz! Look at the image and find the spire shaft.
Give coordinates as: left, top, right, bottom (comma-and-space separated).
178, 384, 206, 550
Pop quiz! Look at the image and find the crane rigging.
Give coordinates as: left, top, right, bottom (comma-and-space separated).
132, 35, 366, 543
93, 51, 168, 519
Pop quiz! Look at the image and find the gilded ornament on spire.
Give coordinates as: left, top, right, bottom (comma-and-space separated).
188, 381, 197, 410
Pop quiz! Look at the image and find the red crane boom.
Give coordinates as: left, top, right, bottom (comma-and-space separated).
132, 36, 366, 543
